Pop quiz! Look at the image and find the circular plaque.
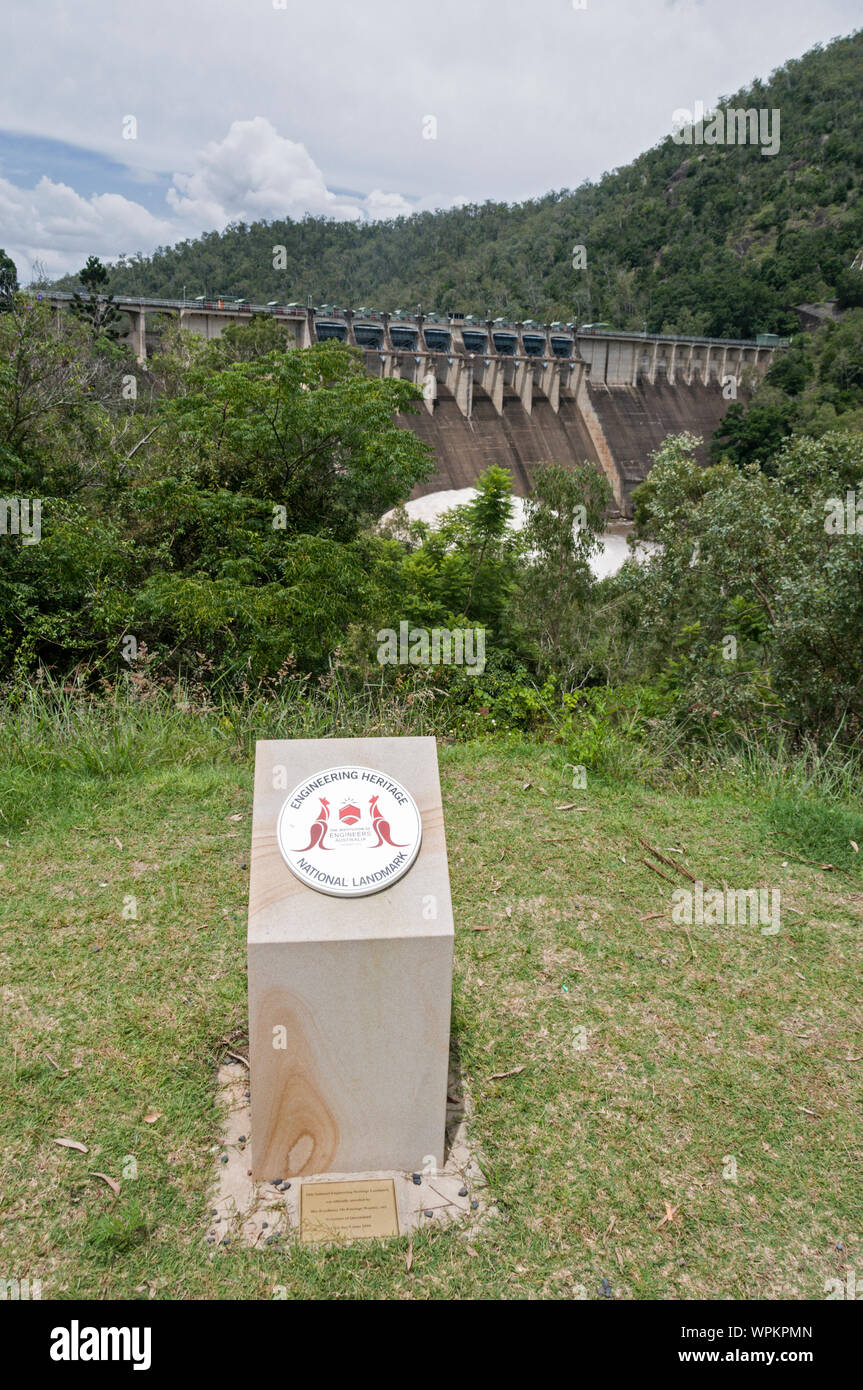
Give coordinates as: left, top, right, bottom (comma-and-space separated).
276, 765, 423, 898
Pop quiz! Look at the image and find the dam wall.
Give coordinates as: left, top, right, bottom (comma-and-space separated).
581, 377, 737, 509
46, 292, 785, 516
397, 395, 604, 499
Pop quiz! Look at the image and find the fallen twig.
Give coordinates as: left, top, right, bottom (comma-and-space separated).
639, 857, 674, 883
638, 836, 697, 882
428, 1182, 469, 1211
776, 849, 846, 873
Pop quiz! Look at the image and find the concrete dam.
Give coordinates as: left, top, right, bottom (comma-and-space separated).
48, 293, 784, 516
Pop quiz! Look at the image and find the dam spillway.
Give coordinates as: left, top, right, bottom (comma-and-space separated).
47, 292, 785, 516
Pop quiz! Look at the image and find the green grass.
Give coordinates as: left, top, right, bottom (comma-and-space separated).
0, 691, 860, 1299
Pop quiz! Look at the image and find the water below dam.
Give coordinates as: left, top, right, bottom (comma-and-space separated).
381, 488, 658, 580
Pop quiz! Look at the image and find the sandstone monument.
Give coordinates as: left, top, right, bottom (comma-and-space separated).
247, 736, 454, 1178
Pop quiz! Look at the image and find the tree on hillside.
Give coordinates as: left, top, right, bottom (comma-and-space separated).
0, 297, 122, 494
159, 338, 433, 541
710, 311, 863, 463
396, 465, 523, 638
71, 255, 122, 341
0, 248, 18, 309
627, 430, 863, 736
836, 265, 863, 309
516, 460, 612, 683
710, 396, 796, 473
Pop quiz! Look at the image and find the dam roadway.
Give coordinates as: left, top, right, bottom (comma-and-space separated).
46, 292, 786, 517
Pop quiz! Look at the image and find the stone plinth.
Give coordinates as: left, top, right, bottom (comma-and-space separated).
247, 737, 454, 1179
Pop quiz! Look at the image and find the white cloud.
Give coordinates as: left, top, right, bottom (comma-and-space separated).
364, 188, 414, 220
166, 117, 368, 226
0, 119, 422, 279
0, 174, 177, 281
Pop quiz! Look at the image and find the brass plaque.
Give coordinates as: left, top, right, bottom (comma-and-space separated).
299, 1179, 400, 1243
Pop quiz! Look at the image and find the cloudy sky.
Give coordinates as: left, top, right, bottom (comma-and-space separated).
1, 0, 859, 280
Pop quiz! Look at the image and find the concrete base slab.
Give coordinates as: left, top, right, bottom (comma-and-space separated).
207, 1058, 497, 1250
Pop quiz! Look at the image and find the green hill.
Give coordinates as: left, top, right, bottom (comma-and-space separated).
61, 31, 863, 339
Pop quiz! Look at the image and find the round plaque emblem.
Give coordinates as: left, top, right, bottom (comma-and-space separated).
276, 765, 423, 897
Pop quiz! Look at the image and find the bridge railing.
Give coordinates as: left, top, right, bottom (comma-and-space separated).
45, 289, 306, 316
42, 291, 786, 348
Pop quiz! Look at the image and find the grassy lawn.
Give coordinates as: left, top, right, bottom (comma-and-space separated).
1, 698, 860, 1299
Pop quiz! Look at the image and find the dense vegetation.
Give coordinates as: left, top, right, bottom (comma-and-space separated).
54, 32, 863, 339
1, 292, 862, 753
711, 308, 863, 467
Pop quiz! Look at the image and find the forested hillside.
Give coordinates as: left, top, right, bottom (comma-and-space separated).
61, 32, 863, 339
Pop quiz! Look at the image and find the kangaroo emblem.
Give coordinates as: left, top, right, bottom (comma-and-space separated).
368, 794, 408, 848
293, 797, 332, 851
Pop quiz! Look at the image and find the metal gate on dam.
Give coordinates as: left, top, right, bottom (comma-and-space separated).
354, 312, 781, 515
48, 293, 785, 517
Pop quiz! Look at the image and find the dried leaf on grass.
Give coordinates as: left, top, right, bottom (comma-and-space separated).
89, 1171, 120, 1197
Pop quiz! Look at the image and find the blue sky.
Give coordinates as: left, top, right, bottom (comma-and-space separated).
1, 0, 860, 282
0, 133, 168, 208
